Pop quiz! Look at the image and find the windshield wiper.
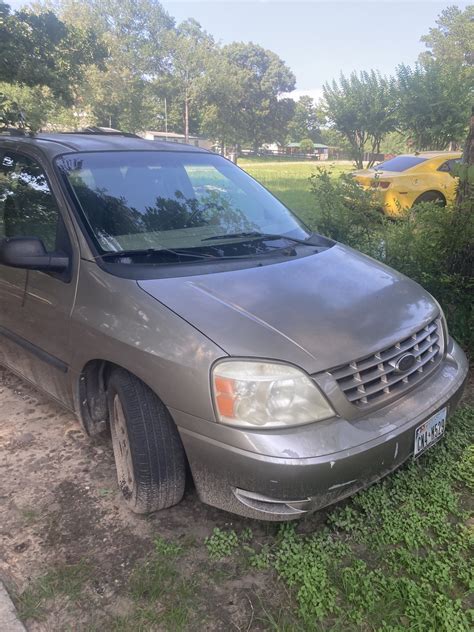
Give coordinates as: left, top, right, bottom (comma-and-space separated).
100, 247, 216, 261
202, 231, 316, 246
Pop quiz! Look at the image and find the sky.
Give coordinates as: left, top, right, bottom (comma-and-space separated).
8, 0, 469, 101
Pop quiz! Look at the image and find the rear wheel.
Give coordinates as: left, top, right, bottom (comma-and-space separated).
107, 368, 186, 513
413, 191, 446, 206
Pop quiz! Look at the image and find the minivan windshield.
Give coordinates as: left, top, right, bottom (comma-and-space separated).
57, 151, 311, 258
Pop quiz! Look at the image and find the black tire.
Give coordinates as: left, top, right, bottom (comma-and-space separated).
413, 191, 446, 206
107, 368, 186, 513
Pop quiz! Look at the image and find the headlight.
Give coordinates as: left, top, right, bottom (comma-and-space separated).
212, 360, 335, 428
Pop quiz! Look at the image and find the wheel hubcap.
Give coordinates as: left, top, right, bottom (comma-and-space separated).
111, 395, 135, 501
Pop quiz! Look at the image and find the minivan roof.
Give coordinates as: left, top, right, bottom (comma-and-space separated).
0, 131, 209, 158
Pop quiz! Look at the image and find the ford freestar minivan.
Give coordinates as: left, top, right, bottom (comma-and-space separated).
0, 131, 468, 520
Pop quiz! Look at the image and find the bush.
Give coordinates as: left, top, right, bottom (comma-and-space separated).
309, 170, 474, 355
309, 168, 384, 252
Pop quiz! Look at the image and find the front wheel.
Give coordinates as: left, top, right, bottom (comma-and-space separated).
107, 368, 186, 513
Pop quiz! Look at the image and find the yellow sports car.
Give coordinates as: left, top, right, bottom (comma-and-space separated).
352, 151, 461, 216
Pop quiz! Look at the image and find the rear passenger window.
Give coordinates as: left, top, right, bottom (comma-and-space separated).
0, 152, 60, 252
438, 159, 461, 173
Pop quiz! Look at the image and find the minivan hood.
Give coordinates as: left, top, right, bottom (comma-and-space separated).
138, 244, 438, 374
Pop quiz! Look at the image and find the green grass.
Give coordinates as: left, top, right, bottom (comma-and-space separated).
239, 158, 353, 223
16, 560, 92, 621
110, 536, 200, 632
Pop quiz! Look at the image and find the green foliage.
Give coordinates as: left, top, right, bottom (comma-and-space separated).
163, 18, 215, 140
0, 81, 96, 131
219, 42, 296, 150
323, 70, 398, 168
16, 560, 92, 621
0, 2, 104, 104
420, 5, 474, 76
308, 169, 474, 354
298, 138, 314, 153
0, 90, 27, 130
287, 96, 322, 144
205, 527, 240, 559
396, 60, 471, 150
457, 443, 474, 492
319, 127, 353, 155
309, 167, 384, 251
0, 1, 103, 130
121, 536, 197, 631
378, 130, 411, 155
154, 535, 184, 557
53, 0, 175, 132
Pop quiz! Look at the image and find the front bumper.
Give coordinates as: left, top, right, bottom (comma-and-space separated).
172, 338, 468, 521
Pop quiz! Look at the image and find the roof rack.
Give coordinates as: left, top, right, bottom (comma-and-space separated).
0, 127, 32, 137
61, 126, 140, 138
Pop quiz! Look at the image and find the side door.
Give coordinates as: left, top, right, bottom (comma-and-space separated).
0, 151, 29, 372
0, 149, 78, 407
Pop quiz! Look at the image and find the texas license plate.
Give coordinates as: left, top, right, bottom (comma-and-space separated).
414, 408, 447, 457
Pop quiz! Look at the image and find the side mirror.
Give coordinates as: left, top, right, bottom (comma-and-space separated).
0, 237, 69, 272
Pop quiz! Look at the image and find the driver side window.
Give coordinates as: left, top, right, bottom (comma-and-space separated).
0, 152, 60, 252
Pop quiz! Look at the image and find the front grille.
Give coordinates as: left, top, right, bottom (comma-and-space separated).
329, 318, 443, 408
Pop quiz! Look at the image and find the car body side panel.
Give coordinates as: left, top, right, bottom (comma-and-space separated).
0, 266, 29, 373
69, 260, 225, 421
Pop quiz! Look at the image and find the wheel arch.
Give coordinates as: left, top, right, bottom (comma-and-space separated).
413, 190, 447, 206
76, 358, 167, 436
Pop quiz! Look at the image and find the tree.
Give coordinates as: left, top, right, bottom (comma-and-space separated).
319, 127, 352, 156
378, 131, 411, 155
163, 18, 215, 142
52, 0, 175, 132
287, 96, 322, 143
199, 52, 249, 153
323, 70, 398, 168
420, 5, 474, 74
0, 2, 103, 102
396, 61, 471, 150
299, 138, 314, 153
455, 106, 474, 206
220, 42, 296, 151
0, 1, 104, 128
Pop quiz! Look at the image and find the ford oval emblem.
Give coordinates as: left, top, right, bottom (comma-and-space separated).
391, 352, 417, 373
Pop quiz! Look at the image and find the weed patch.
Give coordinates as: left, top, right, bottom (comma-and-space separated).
111, 536, 200, 631
16, 560, 92, 621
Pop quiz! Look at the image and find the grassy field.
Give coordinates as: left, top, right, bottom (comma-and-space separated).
239, 158, 353, 224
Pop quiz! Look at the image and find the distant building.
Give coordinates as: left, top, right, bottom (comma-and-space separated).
256, 142, 329, 160
285, 142, 329, 159
142, 131, 213, 150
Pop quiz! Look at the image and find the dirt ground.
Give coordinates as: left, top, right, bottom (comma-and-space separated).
0, 366, 293, 631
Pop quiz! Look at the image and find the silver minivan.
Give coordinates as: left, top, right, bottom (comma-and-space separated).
0, 131, 468, 520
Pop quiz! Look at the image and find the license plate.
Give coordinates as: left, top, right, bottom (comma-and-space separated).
414, 408, 447, 457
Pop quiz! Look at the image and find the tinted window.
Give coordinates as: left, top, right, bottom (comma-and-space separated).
374, 156, 427, 172
0, 152, 60, 252
57, 151, 309, 256
438, 158, 461, 173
